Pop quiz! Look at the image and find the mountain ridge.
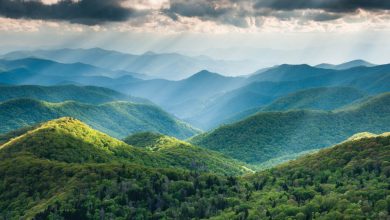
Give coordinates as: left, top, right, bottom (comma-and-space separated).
191, 92, 390, 164
0, 98, 200, 139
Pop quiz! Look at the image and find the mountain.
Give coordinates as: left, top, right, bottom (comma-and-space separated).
194, 64, 390, 129
248, 64, 333, 82
240, 133, 390, 219
0, 57, 145, 79
185, 87, 274, 129
248, 64, 390, 90
0, 58, 144, 86
219, 87, 367, 126
0, 118, 245, 174
1, 120, 388, 219
191, 92, 390, 165
262, 87, 366, 111
121, 70, 246, 119
186, 84, 367, 130
0, 99, 199, 139
316, 59, 376, 70
0, 84, 149, 104
0, 117, 250, 218
1, 48, 257, 80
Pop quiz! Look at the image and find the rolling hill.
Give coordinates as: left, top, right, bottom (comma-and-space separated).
0, 99, 199, 139
1, 120, 388, 219
0, 117, 246, 174
0, 84, 149, 104
191, 92, 390, 165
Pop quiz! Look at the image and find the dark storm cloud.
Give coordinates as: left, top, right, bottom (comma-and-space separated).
253, 0, 390, 13
162, 0, 390, 27
163, 0, 350, 27
0, 0, 139, 25
1, 0, 388, 27
163, 0, 250, 27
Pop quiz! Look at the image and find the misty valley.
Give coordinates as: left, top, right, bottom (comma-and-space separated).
0, 48, 389, 220
1, 1, 390, 218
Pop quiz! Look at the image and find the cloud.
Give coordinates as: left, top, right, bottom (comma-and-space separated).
253, 0, 390, 12
0, 0, 389, 30
0, 0, 142, 25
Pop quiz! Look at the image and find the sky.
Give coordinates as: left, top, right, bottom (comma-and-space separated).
0, 0, 390, 66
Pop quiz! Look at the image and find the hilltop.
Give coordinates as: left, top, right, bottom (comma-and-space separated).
1, 126, 388, 219
0, 84, 149, 104
0, 98, 199, 139
0, 117, 246, 174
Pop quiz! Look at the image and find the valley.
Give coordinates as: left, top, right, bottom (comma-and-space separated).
0, 49, 389, 219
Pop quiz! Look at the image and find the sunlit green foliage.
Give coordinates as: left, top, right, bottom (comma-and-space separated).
0, 118, 245, 175
262, 87, 366, 111
0, 84, 148, 104
0, 98, 199, 139
1, 129, 389, 219
191, 92, 390, 164
124, 132, 253, 174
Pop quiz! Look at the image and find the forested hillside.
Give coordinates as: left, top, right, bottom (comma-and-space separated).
1, 123, 388, 219
0, 99, 199, 139
0, 118, 246, 174
191, 92, 390, 164
0, 84, 148, 104
262, 87, 366, 111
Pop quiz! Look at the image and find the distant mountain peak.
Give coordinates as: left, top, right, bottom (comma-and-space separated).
278, 64, 312, 69
188, 70, 222, 79
316, 59, 375, 70
143, 51, 157, 56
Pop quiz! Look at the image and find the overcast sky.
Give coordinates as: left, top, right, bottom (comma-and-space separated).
1, 0, 389, 66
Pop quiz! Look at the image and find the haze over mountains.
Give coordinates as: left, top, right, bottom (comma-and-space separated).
191, 92, 390, 165
1, 50, 388, 130
0, 47, 389, 219
1, 48, 259, 80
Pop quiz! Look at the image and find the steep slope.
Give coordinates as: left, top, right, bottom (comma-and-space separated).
1, 127, 388, 219
262, 87, 366, 111
191, 92, 390, 164
0, 99, 199, 139
0, 84, 148, 104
